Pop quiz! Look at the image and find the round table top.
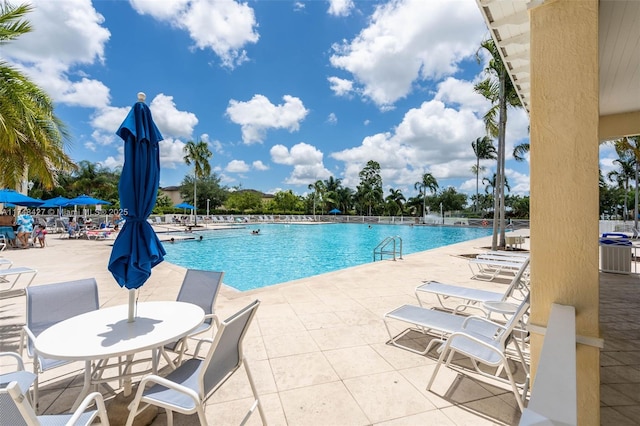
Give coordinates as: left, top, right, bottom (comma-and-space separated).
35, 301, 204, 361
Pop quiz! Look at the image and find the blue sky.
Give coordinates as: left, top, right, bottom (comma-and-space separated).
3, 0, 540, 199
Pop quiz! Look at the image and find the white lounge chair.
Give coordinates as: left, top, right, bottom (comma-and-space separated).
468, 256, 526, 281
426, 295, 531, 412
126, 300, 266, 426
0, 266, 38, 295
1, 381, 109, 426
0, 257, 13, 268
416, 257, 530, 315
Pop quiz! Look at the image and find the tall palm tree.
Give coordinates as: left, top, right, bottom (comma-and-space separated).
607, 156, 635, 221
308, 180, 326, 217
475, 38, 523, 249
471, 136, 497, 212
0, 2, 75, 190
414, 172, 438, 221
612, 136, 640, 229
386, 188, 406, 216
513, 142, 530, 161
183, 140, 212, 226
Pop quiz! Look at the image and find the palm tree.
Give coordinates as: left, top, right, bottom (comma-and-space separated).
308, 180, 326, 217
0, 3, 75, 190
386, 188, 406, 216
183, 140, 212, 226
513, 142, 530, 161
475, 38, 523, 249
607, 155, 635, 221
414, 173, 438, 221
471, 136, 497, 212
612, 136, 640, 229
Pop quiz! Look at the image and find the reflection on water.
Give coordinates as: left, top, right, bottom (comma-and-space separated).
98, 317, 162, 347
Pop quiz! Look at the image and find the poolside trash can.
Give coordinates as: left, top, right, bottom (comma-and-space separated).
599, 233, 632, 274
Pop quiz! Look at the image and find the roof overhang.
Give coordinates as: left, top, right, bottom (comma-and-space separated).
475, 0, 640, 125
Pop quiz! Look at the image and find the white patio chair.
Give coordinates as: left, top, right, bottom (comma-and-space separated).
426, 294, 531, 412
126, 300, 266, 426
0, 352, 37, 404
20, 278, 100, 408
160, 270, 224, 368
1, 381, 109, 426
416, 257, 530, 315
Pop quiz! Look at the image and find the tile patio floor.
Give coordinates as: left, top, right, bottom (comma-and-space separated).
0, 225, 638, 425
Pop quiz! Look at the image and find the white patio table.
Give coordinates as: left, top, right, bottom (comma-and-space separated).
35, 301, 204, 410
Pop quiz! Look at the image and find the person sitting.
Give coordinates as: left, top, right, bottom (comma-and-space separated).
16, 209, 34, 248
33, 224, 47, 248
68, 218, 80, 238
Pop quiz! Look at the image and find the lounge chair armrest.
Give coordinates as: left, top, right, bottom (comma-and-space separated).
67, 391, 109, 426
0, 352, 26, 371
447, 330, 503, 354
461, 315, 507, 332
21, 326, 38, 358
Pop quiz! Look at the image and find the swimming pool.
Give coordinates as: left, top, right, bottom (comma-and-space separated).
162, 223, 492, 291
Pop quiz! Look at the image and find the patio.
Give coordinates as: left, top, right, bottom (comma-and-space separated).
0, 230, 638, 425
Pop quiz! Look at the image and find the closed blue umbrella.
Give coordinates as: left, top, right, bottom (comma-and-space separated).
0, 189, 44, 207
108, 93, 165, 322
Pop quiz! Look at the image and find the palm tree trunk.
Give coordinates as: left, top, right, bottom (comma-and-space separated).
475, 158, 479, 212
193, 170, 197, 226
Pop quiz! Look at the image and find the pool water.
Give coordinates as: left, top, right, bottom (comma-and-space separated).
162, 223, 492, 291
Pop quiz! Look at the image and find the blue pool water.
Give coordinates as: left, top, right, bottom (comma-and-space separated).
162, 223, 492, 291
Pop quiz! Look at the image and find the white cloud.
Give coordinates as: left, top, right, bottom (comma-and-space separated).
293, 2, 305, 12
253, 160, 269, 171
130, 0, 259, 69
328, 76, 354, 97
226, 160, 250, 173
101, 146, 124, 169
329, 0, 485, 108
328, 0, 354, 17
226, 94, 309, 144
159, 138, 187, 169
270, 142, 331, 185
327, 113, 338, 124
1, 0, 111, 108
149, 94, 199, 139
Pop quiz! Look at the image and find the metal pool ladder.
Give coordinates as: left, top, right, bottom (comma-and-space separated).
374, 236, 403, 261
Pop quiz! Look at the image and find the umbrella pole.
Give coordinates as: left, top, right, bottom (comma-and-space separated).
128, 289, 136, 322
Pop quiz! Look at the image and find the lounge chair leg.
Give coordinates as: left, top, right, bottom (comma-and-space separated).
426, 342, 450, 390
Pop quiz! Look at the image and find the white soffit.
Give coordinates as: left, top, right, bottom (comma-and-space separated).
476, 0, 640, 117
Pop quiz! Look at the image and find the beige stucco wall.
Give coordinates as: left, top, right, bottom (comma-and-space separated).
529, 0, 600, 424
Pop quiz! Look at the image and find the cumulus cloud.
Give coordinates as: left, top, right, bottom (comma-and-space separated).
270, 142, 331, 185
149, 94, 199, 139
253, 160, 269, 171
226, 94, 309, 144
130, 0, 259, 69
328, 0, 354, 17
329, 0, 485, 108
1, 0, 111, 108
328, 76, 354, 97
226, 160, 250, 173
327, 113, 338, 124
159, 138, 187, 169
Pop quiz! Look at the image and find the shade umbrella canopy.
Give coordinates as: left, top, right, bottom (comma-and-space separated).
329, 208, 341, 214
40, 196, 70, 208
108, 94, 165, 307
174, 202, 195, 209
0, 189, 44, 207
64, 194, 111, 206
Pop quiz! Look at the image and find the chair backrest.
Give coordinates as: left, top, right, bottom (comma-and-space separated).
0, 381, 36, 426
501, 257, 531, 301
199, 300, 260, 400
497, 293, 530, 347
25, 278, 99, 357
176, 270, 224, 327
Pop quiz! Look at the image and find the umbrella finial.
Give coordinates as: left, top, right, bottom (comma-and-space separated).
137, 92, 146, 103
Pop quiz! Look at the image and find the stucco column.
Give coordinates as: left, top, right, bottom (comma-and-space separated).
529, 0, 600, 424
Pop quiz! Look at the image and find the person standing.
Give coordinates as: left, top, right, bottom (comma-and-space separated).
16, 209, 34, 248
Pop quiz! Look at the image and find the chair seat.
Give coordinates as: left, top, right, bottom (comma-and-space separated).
0, 370, 36, 395
417, 282, 503, 303
448, 330, 505, 366
38, 411, 98, 426
144, 358, 203, 411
